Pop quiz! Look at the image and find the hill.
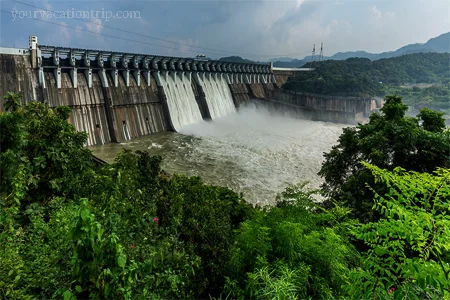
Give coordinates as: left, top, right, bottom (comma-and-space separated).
268, 32, 450, 67
218, 56, 260, 63
283, 52, 450, 100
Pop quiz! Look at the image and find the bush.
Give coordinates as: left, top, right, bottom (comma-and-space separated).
225, 183, 360, 299
348, 164, 450, 299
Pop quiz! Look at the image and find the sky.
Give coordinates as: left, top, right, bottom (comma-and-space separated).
1, 0, 449, 60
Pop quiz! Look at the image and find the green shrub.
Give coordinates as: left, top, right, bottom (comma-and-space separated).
157, 173, 254, 296
226, 183, 359, 299
348, 164, 450, 299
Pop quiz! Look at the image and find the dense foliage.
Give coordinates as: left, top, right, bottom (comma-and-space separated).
0, 99, 252, 299
382, 84, 450, 113
319, 94, 450, 222
1, 94, 449, 299
283, 53, 450, 98
349, 164, 450, 299
224, 184, 359, 299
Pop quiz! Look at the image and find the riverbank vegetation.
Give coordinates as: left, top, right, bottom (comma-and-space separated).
1, 93, 449, 299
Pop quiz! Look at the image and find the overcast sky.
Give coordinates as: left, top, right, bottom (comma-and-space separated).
1, 0, 449, 60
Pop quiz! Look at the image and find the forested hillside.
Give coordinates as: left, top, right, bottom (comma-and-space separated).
283, 53, 450, 100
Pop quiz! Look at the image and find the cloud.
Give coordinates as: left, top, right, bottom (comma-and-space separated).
85, 18, 103, 34
1, 0, 447, 59
371, 5, 382, 20
74, 25, 83, 39
137, 18, 151, 28
296, 0, 305, 10
46, 21, 71, 45
369, 5, 396, 28
325, 19, 352, 36
42, 0, 53, 11
176, 38, 200, 55
32, 0, 54, 21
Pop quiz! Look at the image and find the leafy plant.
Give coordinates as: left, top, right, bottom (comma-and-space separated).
348, 163, 450, 299
226, 183, 359, 299
3, 92, 22, 112
319, 94, 450, 222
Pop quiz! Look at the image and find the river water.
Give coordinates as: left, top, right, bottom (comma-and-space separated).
91, 105, 348, 205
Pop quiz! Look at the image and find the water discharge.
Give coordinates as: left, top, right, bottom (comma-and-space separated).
160, 72, 204, 131
200, 74, 236, 119
92, 105, 348, 205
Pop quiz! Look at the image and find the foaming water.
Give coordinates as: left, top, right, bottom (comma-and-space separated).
92, 105, 348, 204
200, 74, 236, 120
161, 73, 204, 131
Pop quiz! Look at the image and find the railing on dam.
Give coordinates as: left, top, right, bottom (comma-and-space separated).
34, 43, 276, 89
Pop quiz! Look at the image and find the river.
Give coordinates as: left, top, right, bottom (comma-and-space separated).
91, 105, 348, 205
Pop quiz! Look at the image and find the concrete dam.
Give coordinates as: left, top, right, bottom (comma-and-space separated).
0, 36, 375, 146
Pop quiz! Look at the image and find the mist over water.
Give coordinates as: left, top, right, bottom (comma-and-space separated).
92, 105, 348, 204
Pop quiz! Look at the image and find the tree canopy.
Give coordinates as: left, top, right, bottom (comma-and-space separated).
318, 94, 450, 222
283, 53, 450, 98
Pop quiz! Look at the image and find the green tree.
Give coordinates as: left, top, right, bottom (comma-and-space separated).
3, 92, 22, 112
318, 94, 450, 222
156, 173, 253, 296
0, 100, 93, 221
284, 53, 450, 97
417, 107, 446, 132
348, 164, 450, 299
0, 97, 253, 299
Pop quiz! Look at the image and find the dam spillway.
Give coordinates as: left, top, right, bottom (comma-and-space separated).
0, 36, 376, 147
159, 72, 204, 131
196, 73, 236, 120
0, 38, 276, 146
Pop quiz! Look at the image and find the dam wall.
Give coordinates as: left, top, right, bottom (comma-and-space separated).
1, 40, 371, 146
0, 54, 170, 145
0, 54, 40, 111
43, 71, 112, 145
43, 70, 171, 144
228, 82, 276, 107
0, 41, 274, 145
191, 78, 211, 120
262, 89, 373, 124
101, 73, 168, 142
229, 83, 251, 107
227, 81, 370, 125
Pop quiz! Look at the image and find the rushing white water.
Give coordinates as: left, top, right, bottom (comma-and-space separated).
92, 105, 349, 205
160, 72, 204, 132
200, 74, 236, 120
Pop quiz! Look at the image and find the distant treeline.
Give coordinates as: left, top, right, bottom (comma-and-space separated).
283, 53, 450, 99
385, 84, 450, 112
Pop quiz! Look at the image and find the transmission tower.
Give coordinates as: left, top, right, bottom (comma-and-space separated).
319, 43, 323, 61
318, 43, 324, 66
311, 44, 316, 68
